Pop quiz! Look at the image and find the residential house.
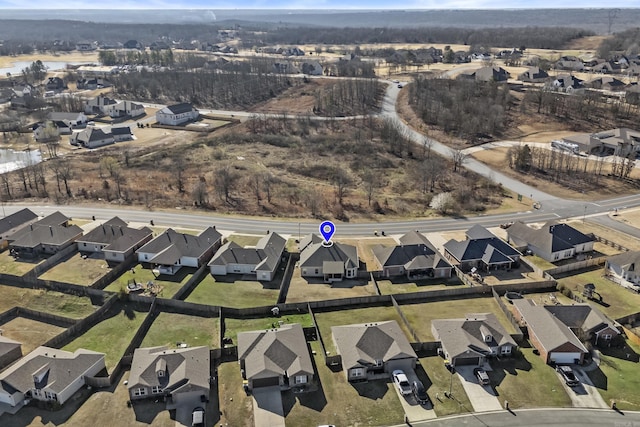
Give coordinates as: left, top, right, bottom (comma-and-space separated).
371, 230, 452, 279
106, 100, 145, 118
432, 313, 517, 366
136, 227, 222, 275
155, 103, 199, 126
0, 336, 22, 370
123, 40, 142, 50
549, 75, 585, 93
7, 211, 81, 258
128, 346, 209, 408
443, 225, 521, 272
555, 57, 584, 71
517, 67, 549, 83
507, 221, 594, 262
75, 41, 96, 51
299, 234, 358, 282
76, 217, 153, 263
70, 127, 115, 149
605, 251, 640, 286
475, 66, 510, 82
562, 128, 640, 157
77, 77, 111, 90
625, 84, 640, 105
238, 323, 314, 391
0, 208, 39, 250
150, 41, 171, 51
208, 232, 286, 281
0, 347, 105, 412
45, 77, 65, 91
0, 88, 13, 104
111, 126, 134, 142
331, 321, 417, 382
512, 299, 588, 364
84, 95, 118, 115
544, 305, 620, 345
591, 60, 622, 74
33, 120, 71, 142
48, 112, 87, 128
301, 61, 323, 76
584, 76, 626, 91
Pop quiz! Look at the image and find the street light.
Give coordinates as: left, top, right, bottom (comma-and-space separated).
583, 205, 587, 223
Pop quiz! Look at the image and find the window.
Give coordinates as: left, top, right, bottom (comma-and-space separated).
83, 243, 87, 247
351, 368, 365, 378
501, 346, 512, 354
44, 391, 57, 401
144, 254, 148, 260
314, 268, 319, 274
294, 375, 307, 384
554, 253, 560, 261
158, 370, 165, 377
133, 388, 147, 397
151, 386, 162, 394
603, 334, 612, 340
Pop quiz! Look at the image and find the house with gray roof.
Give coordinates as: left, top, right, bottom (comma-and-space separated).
549, 74, 585, 93
372, 231, 452, 279
238, 323, 314, 392
136, 227, 221, 275
517, 67, 549, 83
70, 126, 115, 149
208, 232, 286, 281
0, 347, 105, 413
432, 313, 517, 367
0, 336, 22, 371
156, 103, 199, 126
84, 95, 118, 115
507, 221, 594, 262
544, 304, 620, 345
7, 211, 81, 259
606, 250, 640, 286
332, 320, 417, 382
299, 234, 358, 282
563, 128, 640, 157
128, 346, 210, 408
513, 299, 588, 364
443, 225, 521, 272
47, 112, 87, 127
76, 217, 153, 263
0, 208, 39, 250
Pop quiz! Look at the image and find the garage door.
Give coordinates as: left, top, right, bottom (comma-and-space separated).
454, 357, 480, 366
550, 352, 581, 365
253, 377, 280, 388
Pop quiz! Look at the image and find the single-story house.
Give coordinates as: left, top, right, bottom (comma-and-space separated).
331, 320, 417, 382
238, 323, 314, 392
76, 217, 153, 263
70, 127, 115, 149
0, 347, 105, 412
507, 221, 594, 262
48, 112, 87, 127
517, 67, 549, 83
301, 61, 323, 76
0, 336, 22, 370
371, 230, 452, 279
544, 304, 620, 345
155, 103, 199, 126
0, 208, 39, 250
299, 234, 358, 282
33, 120, 72, 142
549, 75, 585, 93
128, 346, 210, 408
605, 251, 640, 286
562, 128, 640, 157
77, 78, 111, 91
584, 76, 626, 91
111, 126, 134, 142
208, 232, 286, 281
6, 211, 81, 259
555, 59, 584, 71
513, 299, 588, 364
136, 227, 222, 275
443, 225, 521, 272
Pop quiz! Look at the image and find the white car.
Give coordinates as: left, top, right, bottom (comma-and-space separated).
392, 370, 412, 395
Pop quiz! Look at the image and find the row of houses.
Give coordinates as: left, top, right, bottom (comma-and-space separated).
561, 127, 640, 157
554, 55, 640, 76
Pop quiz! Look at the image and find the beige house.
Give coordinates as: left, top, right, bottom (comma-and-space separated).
299, 234, 358, 282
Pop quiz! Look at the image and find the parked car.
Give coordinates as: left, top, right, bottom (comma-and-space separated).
411, 380, 429, 404
556, 365, 580, 387
192, 407, 205, 427
474, 368, 490, 385
392, 370, 412, 395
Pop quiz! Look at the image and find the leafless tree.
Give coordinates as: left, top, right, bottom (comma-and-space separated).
332, 167, 352, 205
450, 149, 469, 173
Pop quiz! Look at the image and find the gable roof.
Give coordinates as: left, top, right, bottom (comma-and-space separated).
208, 232, 286, 274
72, 127, 113, 144
78, 217, 152, 252
0, 208, 38, 238
137, 227, 221, 265
299, 236, 358, 270
0, 335, 21, 358
111, 126, 132, 135
444, 226, 520, 264
508, 221, 593, 254
238, 323, 313, 380
544, 304, 618, 335
607, 250, 640, 271
160, 103, 196, 115
372, 231, 450, 271
331, 321, 417, 369
48, 112, 84, 122
10, 224, 82, 249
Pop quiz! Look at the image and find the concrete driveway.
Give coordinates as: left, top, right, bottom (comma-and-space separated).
252, 386, 285, 427
455, 366, 503, 412
557, 367, 608, 408
392, 369, 437, 423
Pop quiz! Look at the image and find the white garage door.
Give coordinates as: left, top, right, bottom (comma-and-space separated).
550, 352, 581, 364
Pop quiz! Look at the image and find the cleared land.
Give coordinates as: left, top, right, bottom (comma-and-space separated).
420, 356, 473, 416
186, 274, 280, 308
588, 340, 640, 411
0, 284, 95, 318
0, 317, 65, 354
104, 264, 193, 299
39, 252, 111, 286
286, 268, 377, 303
140, 312, 220, 349
223, 313, 313, 344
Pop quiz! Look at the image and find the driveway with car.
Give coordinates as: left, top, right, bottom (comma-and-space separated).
391, 369, 437, 423
557, 367, 608, 408
455, 366, 503, 412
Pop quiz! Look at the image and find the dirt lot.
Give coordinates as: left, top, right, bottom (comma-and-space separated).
0, 316, 65, 354
0, 52, 99, 70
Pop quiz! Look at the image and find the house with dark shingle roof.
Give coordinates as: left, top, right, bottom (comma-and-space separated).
136, 227, 221, 275
605, 251, 640, 286
544, 304, 620, 345
128, 346, 209, 408
0, 335, 22, 371
70, 126, 115, 149
6, 211, 81, 259
443, 225, 521, 272
432, 313, 517, 367
0, 208, 39, 250
507, 221, 594, 262
208, 232, 286, 281
331, 320, 417, 382
299, 234, 358, 282
517, 66, 549, 83
238, 323, 314, 391
371, 231, 452, 279
76, 217, 153, 263
155, 103, 199, 126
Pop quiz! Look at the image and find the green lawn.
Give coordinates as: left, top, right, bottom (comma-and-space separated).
0, 284, 96, 318
377, 278, 464, 295
587, 340, 640, 410
63, 304, 146, 370
226, 234, 262, 247
140, 312, 220, 349
314, 306, 413, 355
218, 361, 253, 427
420, 356, 473, 416
0, 250, 42, 276
39, 253, 111, 286
185, 274, 280, 308
104, 264, 194, 299
284, 340, 405, 427
223, 313, 313, 344
488, 347, 572, 409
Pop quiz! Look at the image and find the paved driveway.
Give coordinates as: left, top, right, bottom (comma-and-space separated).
557, 367, 608, 408
392, 369, 437, 423
252, 386, 285, 427
455, 366, 503, 412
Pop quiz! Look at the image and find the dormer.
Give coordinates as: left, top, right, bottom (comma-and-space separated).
479, 325, 493, 343
33, 365, 50, 387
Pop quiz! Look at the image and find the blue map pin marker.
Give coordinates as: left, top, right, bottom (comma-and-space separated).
319, 221, 335, 245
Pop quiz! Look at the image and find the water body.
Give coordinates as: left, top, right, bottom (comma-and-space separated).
0, 149, 42, 174
0, 61, 85, 76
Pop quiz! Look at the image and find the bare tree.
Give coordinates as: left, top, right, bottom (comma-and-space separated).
191, 176, 208, 206
361, 168, 381, 206
450, 149, 469, 173
263, 172, 275, 204
332, 167, 352, 205
214, 166, 238, 203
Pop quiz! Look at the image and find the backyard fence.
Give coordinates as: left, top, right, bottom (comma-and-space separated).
543, 256, 607, 277
89, 256, 137, 290
24, 244, 78, 279
172, 264, 208, 301
277, 253, 298, 304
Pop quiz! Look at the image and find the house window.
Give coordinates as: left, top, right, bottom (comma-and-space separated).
144, 255, 148, 260
294, 375, 307, 384
564, 251, 572, 257
151, 386, 162, 394
315, 268, 319, 274
501, 346, 512, 355
351, 368, 365, 378
158, 370, 164, 377
134, 388, 147, 397
553, 253, 560, 261
374, 359, 383, 367
44, 391, 57, 401
83, 243, 87, 247
603, 334, 612, 340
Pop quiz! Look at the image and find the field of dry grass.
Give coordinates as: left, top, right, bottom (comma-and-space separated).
0, 316, 65, 354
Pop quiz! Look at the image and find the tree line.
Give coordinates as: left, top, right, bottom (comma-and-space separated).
597, 27, 640, 58
313, 79, 383, 117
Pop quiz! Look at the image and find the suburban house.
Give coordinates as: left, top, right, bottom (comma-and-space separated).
136, 227, 222, 275
562, 128, 640, 157
111, 126, 134, 142
0, 347, 105, 412
443, 225, 521, 272
371, 230, 452, 279
47, 112, 87, 128
84, 95, 118, 115
605, 251, 640, 286
105, 100, 145, 119
70, 127, 115, 149
45, 77, 66, 91
0, 208, 39, 250
238, 323, 314, 392
331, 320, 417, 382
549, 75, 585, 93
457, 66, 510, 82
512, 299, 588, 364
301, 61, 324, 75
7, 211, 82, 259
507, 221, 594, 262
299, 234, 359, 282
432, 313, 517, 366
0, 336, 22, 370
555, 57, 584, 71
33, 120, 72, 142
155, 103, 199, 126
75, 41, 96, 51
517, 67, 549, 83
585, 76, 626, 91
76, 217, 153, 263
128, 346, 210, 408
208, 232, 286, 281
544, 304, 620, 345
77, 78, 111, 90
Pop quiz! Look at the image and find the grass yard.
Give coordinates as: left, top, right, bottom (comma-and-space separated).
335, 237, 398, 271
286, 267, 377, 303
377, 278, 464, 295
588, 340, 640, 410
185, 274, 280, 308
488, 347, 572, 409
314, 306, 412, 355
0, 317, 65, 354
140, 312, 220, 349
420, 357, 473, 416
399, 297, 518, 342
572, 220, 640, 252
104, 264, 194, 299
0, 284, 96, 318
218, 361, 253, 427
284, 340, 405, 427
226, 234, 262, 247
223, 313, 313, 344
39, 252, 111, 286
0, 250, 42, 276
63, 303, 146, 370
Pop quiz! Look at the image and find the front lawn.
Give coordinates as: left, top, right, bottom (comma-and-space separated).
223, 313, 314, 344
186, 274, 280, 308
39, 252, 111, 286
420, 356, 473, 416
104, 264, 194, 299
140, 312, 220, 349
587, 340, 640, 410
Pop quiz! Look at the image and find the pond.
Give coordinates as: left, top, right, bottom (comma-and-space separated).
0, 61, 86, 76
0, 148, 42, 173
